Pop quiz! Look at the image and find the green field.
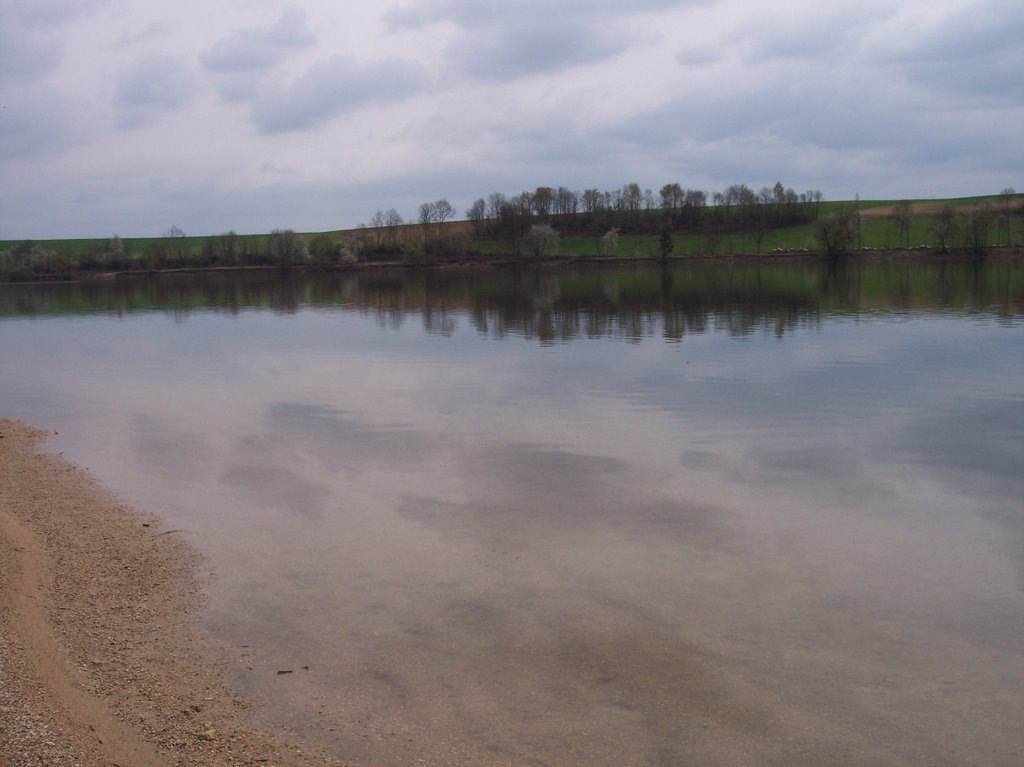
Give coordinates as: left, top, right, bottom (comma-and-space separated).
473, 195, 1023, 258
2, 193, 1022, 279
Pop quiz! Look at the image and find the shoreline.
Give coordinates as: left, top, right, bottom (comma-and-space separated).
2, 245, 1021, 286
0, 419, 341, 767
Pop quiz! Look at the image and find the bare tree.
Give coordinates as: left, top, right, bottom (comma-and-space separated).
501, 194, 533, 255
418, 202, 435, 243
1019, 200, 1024, 246
532, 186, 554, 220
958, 204, 994, 256
161, 225, 190, 267
660, 183, 684, 222
929, 207, 956, 251
581, 189, 604, 217
384, 208, 403, 248
621, 183, 642, 218
554, 187, 578, 218
211, 231, 239, 266
890, 201, 913, 249
369, 210, 387, 248
999, 188, 1016, 246
267, 229, 308, 266
772, 181, 786, 208
749, 205, 771, 254
433, 198, 454, 224
467, 198, 486, 236
853, 194, 862, 249
486, 192, 507, 223
683, 189, 707, 228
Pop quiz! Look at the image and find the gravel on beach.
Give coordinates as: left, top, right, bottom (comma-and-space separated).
0, 419, 344, 767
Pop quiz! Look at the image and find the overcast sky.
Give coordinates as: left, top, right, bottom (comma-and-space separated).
1, 0, 1021, 239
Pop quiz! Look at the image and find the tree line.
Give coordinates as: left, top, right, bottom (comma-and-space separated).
468, 181, 822, 238
2, 186, 1022, 280
819, 188, 1019, 259
353, 181, 825, 259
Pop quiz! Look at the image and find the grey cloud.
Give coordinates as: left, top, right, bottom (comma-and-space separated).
206, 71, 261, 104
388, 0, 699, 80
249, 55, 428, 133
601, 79, 1014, 198
882, 4, 1024, 104
0, 26, 60, 83
890, 1, 1024, 63
114, 55, 195, 129
201, 8, 315, 72
734, 5, 882, 65
675, 44, 721, 68
607, 14, 1023, 180
0, 0, 89, 84
5, 0, 93, 27
113, 22, 170, 49
445, 19, 623, 81
387, 0, 689, 29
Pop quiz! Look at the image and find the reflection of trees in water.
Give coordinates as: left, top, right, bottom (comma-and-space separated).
455, 266, 826, 342
2, 259, 1022, 339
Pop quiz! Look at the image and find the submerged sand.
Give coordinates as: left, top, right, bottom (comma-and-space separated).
4, 413, 1023, 767
0, 419, 341, 767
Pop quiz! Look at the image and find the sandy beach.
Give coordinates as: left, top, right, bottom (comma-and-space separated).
0, 419, 342, 767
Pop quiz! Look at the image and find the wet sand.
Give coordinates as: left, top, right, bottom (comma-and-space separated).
0, 419, 340, 767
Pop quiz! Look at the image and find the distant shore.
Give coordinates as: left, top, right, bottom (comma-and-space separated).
0, 419, 339, 767
2, 245, 1020, 286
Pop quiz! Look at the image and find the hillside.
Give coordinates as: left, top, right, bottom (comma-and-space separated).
1, 192, 1021, 280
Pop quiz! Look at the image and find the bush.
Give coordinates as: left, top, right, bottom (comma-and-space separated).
522, 224, 559, 258
307, 235, 339, 266
266, 229, 309, 266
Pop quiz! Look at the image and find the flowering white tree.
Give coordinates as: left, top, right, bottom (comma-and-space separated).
523, 224, 559, 258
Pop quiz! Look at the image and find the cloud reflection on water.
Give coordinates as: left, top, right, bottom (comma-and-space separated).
1, 263, 1023, 765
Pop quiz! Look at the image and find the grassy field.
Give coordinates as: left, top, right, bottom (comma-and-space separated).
2, 194, 1021, 268
474, 195, 1022, 257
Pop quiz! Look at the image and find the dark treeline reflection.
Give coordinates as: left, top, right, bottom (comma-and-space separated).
2, 258, 1022, 340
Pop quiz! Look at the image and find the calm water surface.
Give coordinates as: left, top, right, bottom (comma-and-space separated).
2, 260, 1023, 766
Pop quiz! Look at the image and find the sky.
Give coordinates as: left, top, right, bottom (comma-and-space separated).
1, 0, 1022, 239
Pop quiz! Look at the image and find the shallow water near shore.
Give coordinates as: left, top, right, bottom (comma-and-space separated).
2, 259, 1023, 765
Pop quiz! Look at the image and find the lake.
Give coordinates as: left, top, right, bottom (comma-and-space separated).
2, 257, 1023, 766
